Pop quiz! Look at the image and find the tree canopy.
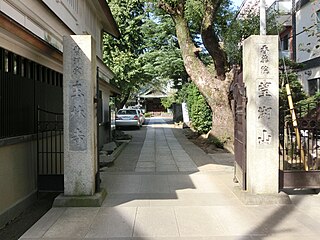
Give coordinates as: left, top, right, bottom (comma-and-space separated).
103, 0, 148, 108
103, 0, 187, 108
104, 0, 239, 149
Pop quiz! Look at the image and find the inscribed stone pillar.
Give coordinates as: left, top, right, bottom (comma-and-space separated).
63, 35, 97, 196
243, 35, 279, 194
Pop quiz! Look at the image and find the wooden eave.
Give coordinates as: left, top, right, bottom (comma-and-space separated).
97, 0, 120, 38
0, 12, 62, 64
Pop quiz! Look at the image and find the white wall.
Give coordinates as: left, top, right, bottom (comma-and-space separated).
0, 140, 37, 228
0, 0, 108, 59
296, 1, 320, 63
298, 66, 320, 93
296, 1, 320, 93
42, 0, 104, 58
0, 0, 71, 52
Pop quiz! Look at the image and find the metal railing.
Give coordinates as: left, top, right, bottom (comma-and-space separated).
280, 102, 320, 171
37, 107, 64, 192
279, 102, 320, 189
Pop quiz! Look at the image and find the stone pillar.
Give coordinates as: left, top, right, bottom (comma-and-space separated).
63, 35, 97, 196
243, 35, 279, 194
182, 102, 190, 123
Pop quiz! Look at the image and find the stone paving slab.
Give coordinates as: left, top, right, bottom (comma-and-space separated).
21, 208, 66, 238
20, 117, 320, 240
86, 207, 136, 238
135, 167, 156, 172
156, 165, 178, 172
133, 207, 179, 237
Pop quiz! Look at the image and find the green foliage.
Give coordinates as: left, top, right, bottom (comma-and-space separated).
184, 0, 204, 31
279, 73, 307, 114
178, 83, 212, 134
142, 4, 186, 86
278, 58, 306, 123
104, 0, 150, 107
161, 94, 176, 109
183, 0, 234, 34
208, 135, 224, 149
144, 112, 153, 117
104, 0, 189, 108
295, 93, 320, 117
222, 7, 282, 65
143, 4, 178, 50
142, 49, 185, 84
223, 10, 260, 65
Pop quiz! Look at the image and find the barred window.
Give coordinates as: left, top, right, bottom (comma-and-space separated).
0, 47, 63, 139
308, 78, 320, 96
4, 50, 9, 72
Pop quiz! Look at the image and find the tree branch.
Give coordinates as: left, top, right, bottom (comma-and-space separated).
158, 0, 185, 16
118, 91, 131, 109
158, 1, 176, 15
201, 0, 226, 80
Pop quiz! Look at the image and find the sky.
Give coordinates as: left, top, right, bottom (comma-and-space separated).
232, 0, 244, 8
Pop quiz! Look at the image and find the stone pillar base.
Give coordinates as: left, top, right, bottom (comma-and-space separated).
53, 188, 107, 207
233, 187, 291, 205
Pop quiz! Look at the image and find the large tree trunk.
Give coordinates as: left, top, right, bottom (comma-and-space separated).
117, 91, 130, 109
159, 1, 234, 149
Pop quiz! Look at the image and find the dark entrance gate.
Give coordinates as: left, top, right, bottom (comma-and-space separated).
232, 72, 247, 190
37, 68, 104, 192
37, 107, 64, 192
279, 102, 320, 189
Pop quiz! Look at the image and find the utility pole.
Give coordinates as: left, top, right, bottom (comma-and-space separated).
292, 0, 296, 61
260, 0, 267, 35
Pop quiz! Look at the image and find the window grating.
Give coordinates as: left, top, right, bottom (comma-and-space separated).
0, 47, 63, 139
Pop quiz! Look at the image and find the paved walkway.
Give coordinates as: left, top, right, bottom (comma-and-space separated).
20, 118, 320, 239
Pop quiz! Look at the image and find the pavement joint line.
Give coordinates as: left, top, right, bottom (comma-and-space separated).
20, 117, 319, 239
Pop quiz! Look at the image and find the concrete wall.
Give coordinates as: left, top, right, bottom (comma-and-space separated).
296, 1, 320, 92
296, 1, 320, 63
298, 66, 320, 94
0, 138, 37, 228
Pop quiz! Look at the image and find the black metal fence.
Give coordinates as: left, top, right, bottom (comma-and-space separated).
37, 107, 64, 192
279, 102, 320, 189
0, 47, 63, 139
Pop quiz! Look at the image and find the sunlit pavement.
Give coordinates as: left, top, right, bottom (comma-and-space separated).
21, 117, 320, 239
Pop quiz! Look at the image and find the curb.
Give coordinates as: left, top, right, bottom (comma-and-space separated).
232, 186, 292, 205
53, 188, 107, 207
100, 140, 130, 167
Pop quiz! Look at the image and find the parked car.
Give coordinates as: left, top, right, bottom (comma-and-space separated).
116, 109, 142, 129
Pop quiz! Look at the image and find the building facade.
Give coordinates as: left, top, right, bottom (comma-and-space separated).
238, 0, 320, 95
295, 0, 320, 94
0, 0, 119, 227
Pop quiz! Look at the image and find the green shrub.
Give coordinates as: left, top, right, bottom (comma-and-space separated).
144, 112, 152, 117
184, 83, 212, 134
161, 94, 175, 109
